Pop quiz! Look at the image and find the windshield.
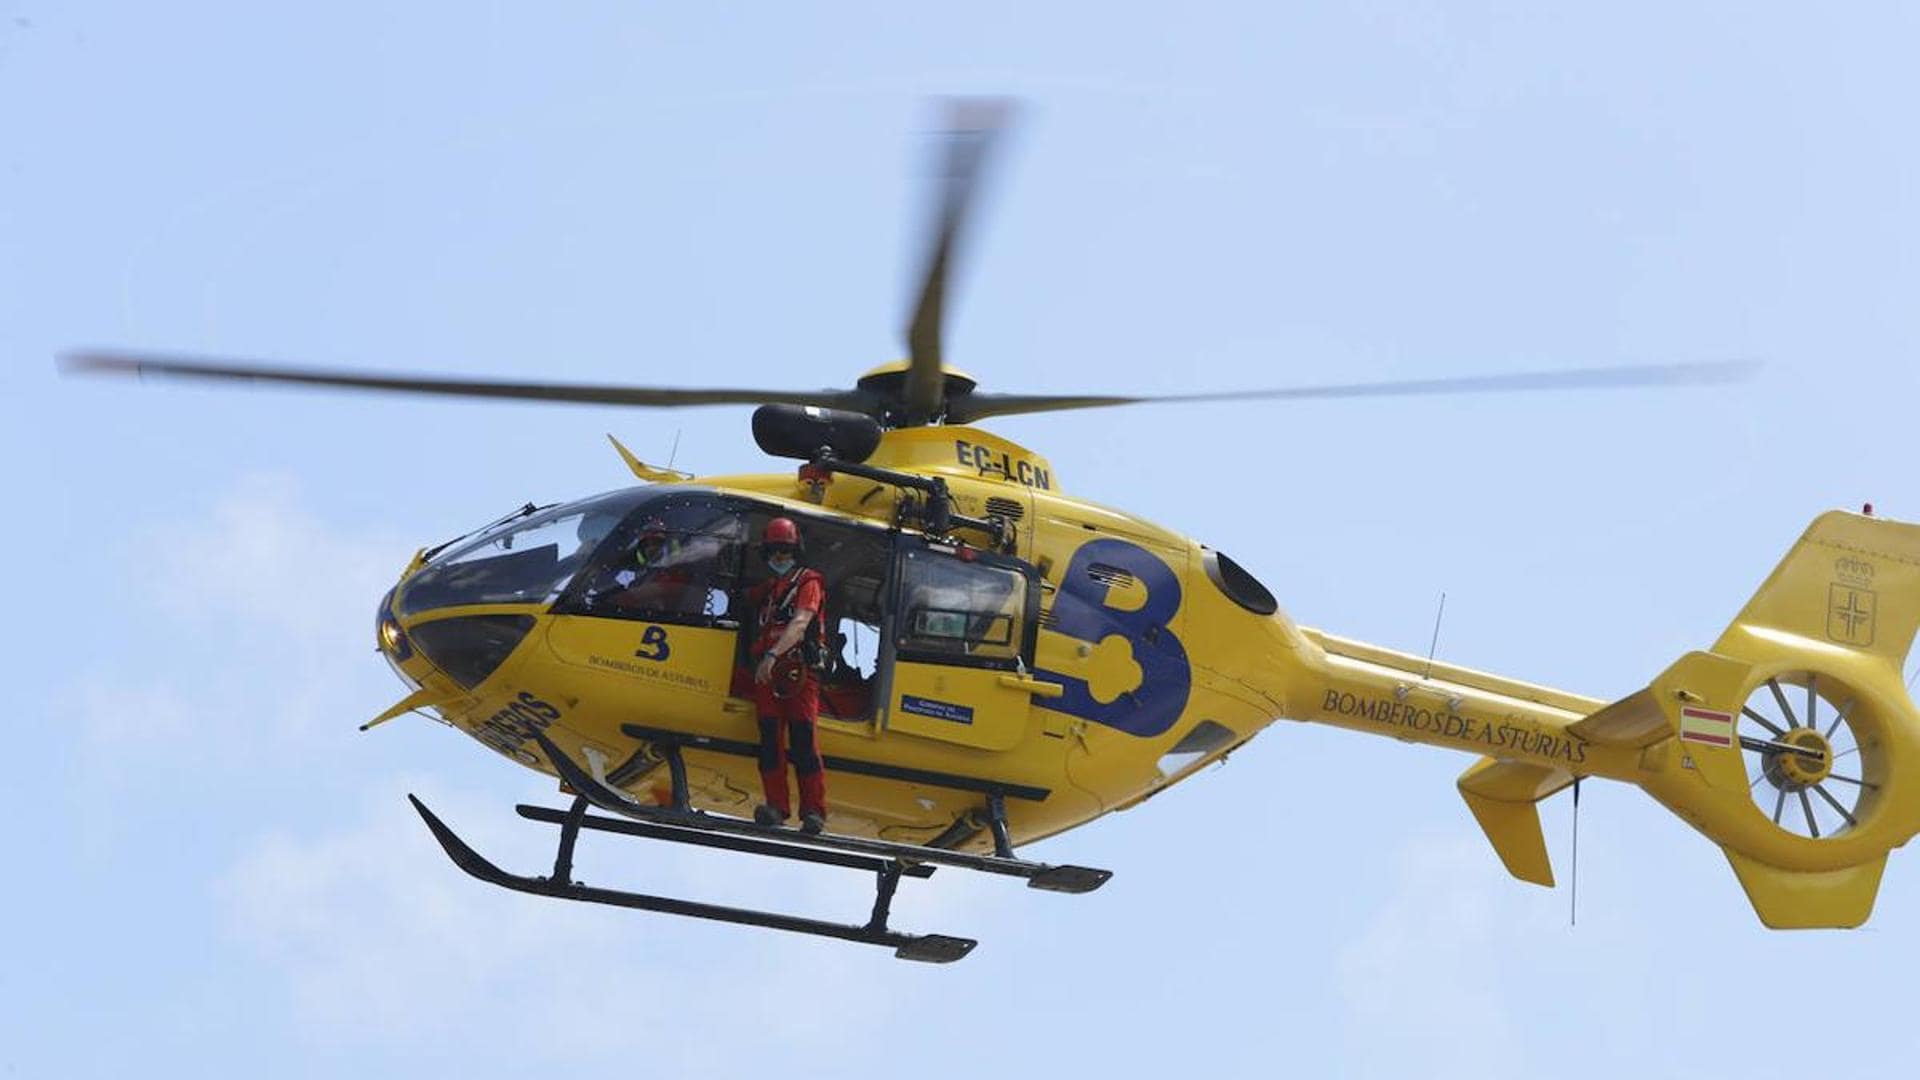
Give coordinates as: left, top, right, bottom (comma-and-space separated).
399, 489, 651, 615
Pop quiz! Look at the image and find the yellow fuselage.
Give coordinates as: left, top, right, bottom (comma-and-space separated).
376, 425, 1630, 856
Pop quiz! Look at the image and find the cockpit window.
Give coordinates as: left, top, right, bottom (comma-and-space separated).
566, 497, 748, 625
399, 490, 648, 615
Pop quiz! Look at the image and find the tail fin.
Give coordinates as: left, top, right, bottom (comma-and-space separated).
1457, 758, 1573, 886
1713, 509, 1920, 668
1572, 509, 1920, 928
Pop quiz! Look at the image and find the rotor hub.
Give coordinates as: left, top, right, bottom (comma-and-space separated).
854, 360, 981, 425
1767, 727, 1834, 790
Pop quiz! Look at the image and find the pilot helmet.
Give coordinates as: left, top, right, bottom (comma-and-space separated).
762, 516, 803, 554
637, 518, 672, 565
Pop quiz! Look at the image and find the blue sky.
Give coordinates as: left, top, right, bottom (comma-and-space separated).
5, 3, 1919, 1077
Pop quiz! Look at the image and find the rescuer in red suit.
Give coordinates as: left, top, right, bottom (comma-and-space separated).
747, 516, 830, 833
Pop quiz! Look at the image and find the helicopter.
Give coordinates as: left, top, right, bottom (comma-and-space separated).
65, 100, 1920, 962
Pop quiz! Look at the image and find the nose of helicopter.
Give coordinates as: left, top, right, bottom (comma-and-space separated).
374, 489, 657, 693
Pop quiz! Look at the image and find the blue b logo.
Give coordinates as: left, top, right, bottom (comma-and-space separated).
634, 625, 671, 662
1035, 539, 1191, 737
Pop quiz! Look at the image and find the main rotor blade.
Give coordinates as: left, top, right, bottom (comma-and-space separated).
903, 98, 1017, 422
62, 350, 862, 412
946, 360, 1760, 423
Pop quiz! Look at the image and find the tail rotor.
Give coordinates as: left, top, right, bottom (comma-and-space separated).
1737, 672, 1880, 840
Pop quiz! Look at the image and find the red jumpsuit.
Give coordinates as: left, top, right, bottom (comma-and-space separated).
748, 567, 827, 819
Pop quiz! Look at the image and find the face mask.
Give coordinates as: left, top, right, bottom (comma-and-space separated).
766, 555, 796, 576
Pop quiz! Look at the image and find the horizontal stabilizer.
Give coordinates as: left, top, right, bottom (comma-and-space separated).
361, 685, 456, 732
1724, 849, 1888, 929
1566, 687, 1670, 748
1457, 757, 1573, 887
607, 433, 692, 483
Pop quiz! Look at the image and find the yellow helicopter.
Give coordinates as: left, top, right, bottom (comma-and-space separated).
66, 101, 1920, 962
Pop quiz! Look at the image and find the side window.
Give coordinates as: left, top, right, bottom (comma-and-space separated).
572, 499, 745, 625
895, 546, 1031, 668
815, 545, 889, 682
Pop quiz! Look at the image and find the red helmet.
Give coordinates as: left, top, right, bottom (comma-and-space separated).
639, 518, 669, 543
762, 517, 801, 547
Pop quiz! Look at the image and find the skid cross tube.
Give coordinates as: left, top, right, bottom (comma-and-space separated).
984, 791, 1015, 859
551, 795, 590, 883
530, 724, 1111, 893
410, 795, 975, 962
515, 804, 937, 878
663, 743, 692, 812
868, 865, 904, 931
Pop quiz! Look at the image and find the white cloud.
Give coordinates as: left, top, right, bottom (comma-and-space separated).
1334, 832, 1544, 1080
76, 679, 197, 769
146, 471, 408, 652
73, 474, 410, 776
216, 778, 961, 1062
220, 781, 589, 1037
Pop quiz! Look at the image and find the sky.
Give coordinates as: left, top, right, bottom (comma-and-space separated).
4, 2, 1919, 1077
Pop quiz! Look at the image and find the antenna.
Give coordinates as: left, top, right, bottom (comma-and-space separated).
1423, 591, 1447, 680
1569, 778, 1582, 927
667, 429, 683, 471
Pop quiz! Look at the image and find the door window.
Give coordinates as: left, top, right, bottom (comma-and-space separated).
895, 546, 1033, 669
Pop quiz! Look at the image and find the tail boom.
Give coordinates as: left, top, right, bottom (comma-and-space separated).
1293, 510, 1920, 929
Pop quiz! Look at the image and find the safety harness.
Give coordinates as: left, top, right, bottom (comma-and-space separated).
761, 567, 829, 669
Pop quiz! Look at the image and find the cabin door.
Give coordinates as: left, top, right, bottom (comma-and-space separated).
879, 538, 1041, 752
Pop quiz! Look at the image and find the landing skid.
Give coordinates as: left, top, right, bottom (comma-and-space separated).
411, 795, 973, 962
408, 725, 1111, 962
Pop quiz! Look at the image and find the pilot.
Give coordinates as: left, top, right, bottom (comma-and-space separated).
746, 516, 830, 833
616, 519, 702, 615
